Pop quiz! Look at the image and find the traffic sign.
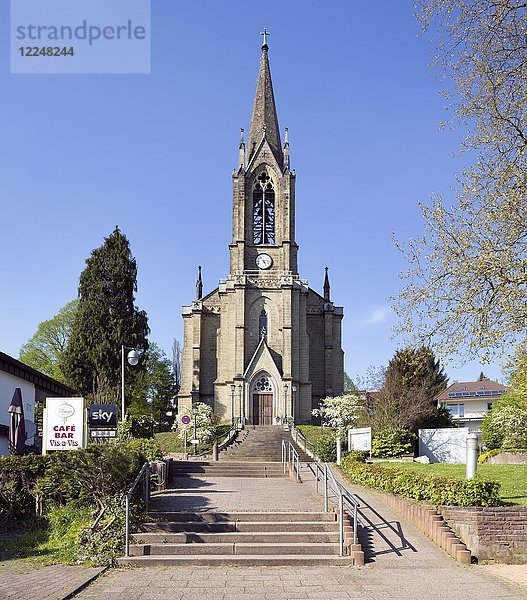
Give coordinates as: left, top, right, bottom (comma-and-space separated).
181, 415, 191, 425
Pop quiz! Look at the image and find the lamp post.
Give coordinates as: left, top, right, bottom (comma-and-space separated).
237, 384, 243, 426
283, 383, 289, 425
230, 383, 236, 427
192, 405, 199, 456
292, 385, 297, 424
121, 345, 140, 422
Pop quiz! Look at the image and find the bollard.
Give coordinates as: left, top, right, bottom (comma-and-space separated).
466, 432, 479, 479
212, 440, 219, 462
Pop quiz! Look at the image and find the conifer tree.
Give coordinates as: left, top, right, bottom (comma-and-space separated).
62, 227, 149, 405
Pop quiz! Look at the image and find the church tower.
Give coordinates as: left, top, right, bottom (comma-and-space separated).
178, 34, 344, 424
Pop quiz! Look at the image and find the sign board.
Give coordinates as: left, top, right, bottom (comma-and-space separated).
181, 415, 191, 425
419, 428, 469, 464
43, 397, 86, 452
90, 429, 117, 439
88, 404, 117, 429
348, 427, 372, 452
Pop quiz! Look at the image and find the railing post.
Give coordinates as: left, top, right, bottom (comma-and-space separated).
353, 503, 358, 546
324, 464, 328, 512
125, 494, 130, 557
315, 464, 319, 494
145, 465, 150, 513
339, 493, 344, 557
296, 451, 299, 482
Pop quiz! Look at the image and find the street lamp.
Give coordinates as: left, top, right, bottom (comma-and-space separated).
121, 345, 140, 422
192, 404, 199, 456
283, 383, 289, 424
237, 384, 243, 426
230, 383, 236, 427
292, 385, 297, 423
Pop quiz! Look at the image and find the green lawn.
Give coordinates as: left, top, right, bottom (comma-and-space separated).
377, 462, 527, 506
296, 425, 337, 445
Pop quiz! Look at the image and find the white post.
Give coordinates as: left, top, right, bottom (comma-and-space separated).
121, 345, 126, 422
466, 431, 478, 479
336, 435, 342, 465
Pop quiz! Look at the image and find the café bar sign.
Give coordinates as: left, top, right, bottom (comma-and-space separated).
43, 397, 87, 452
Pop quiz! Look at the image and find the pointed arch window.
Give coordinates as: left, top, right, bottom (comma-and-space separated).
259, 309, 268, 340
253, 172, 275, 244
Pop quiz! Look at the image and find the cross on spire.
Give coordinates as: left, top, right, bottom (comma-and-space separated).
260, 28, 270, 48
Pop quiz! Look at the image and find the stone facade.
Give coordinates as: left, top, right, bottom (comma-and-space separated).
178, 41, 344, 425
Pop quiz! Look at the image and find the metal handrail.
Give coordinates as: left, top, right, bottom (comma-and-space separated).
124, 462, 150, 558
281, 439, 300, 481
290, 424, 316, 459
308, 460, 361, 556
217, 419, 242, 451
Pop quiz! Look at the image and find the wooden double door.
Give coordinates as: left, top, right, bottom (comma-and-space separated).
253, 393, 273, 425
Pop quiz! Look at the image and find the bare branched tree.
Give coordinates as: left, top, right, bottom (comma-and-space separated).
394, 1, 527, 361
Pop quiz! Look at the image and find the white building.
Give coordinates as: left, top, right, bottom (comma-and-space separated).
436, 379, 508, 431
0, 352, 75, 455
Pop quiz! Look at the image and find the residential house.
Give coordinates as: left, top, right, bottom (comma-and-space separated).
435, 379, 508, 431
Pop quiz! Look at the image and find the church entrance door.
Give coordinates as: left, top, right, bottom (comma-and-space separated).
253, 394, 273, 425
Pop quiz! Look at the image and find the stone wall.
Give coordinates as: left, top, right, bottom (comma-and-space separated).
440, 506, 527, 564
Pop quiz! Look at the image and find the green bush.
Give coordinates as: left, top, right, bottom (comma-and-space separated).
343, 450, 369, 463
481, 405, 527, 450
340, 456, 501, 506
316, 433, 337, 462
0, 455, 50, 530
128, 437, 163, 461
371, 428, 415, 458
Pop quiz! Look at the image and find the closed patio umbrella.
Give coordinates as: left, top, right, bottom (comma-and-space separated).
8, 387, 26, 455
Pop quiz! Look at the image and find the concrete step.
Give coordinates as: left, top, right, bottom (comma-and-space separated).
129, 542, 341, 556
146, 512, 337, 522
117, 555, 350, 567
138, 521, 339, 533
133, 531, 341, 544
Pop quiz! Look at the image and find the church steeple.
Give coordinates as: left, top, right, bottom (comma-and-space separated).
323, 267, 331, 302
196, 265, 203, 300
247, 31, 283, 165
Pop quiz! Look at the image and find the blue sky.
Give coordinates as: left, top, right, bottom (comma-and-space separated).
0, 1, 505, 386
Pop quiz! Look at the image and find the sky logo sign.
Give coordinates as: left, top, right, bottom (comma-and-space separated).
11, 0, 150, 74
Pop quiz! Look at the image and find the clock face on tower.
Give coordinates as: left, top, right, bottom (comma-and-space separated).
256, 253, 273, 270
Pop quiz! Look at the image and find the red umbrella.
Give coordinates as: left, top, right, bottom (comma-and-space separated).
8, 388, 26, 455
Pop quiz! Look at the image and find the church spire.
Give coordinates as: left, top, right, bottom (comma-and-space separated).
323, 267, 331, 302
247, 30, 283, 165
196, 265, 203, 300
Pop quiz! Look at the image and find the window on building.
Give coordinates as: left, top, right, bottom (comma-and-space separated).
259, 309, 268, 340
446, 403, 464, 417
253, 172, 275, 244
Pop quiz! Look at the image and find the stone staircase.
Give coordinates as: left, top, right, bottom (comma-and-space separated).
118, 511, 350, 566
116, 426, 358, 567
220, 425, 312, 462
170, 460, 287, 478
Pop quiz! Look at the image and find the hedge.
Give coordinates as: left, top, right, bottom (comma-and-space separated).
340, 456, 501, 507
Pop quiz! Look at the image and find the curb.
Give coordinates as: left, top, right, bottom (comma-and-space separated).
63, 565, 109, 599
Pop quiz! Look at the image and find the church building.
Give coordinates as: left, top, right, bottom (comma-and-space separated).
178, 35, 344, 425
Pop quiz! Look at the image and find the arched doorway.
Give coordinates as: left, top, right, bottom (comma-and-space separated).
251, 373, 274, 425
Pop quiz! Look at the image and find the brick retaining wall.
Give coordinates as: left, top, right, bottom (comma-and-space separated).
440, 506, 527, 564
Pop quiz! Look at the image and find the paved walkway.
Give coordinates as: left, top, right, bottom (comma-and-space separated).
0, 561, 104, 600
151, 474, 323, 513
75, 473, 527, 599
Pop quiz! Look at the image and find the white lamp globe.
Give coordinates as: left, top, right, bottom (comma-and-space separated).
127, 349, 140, 366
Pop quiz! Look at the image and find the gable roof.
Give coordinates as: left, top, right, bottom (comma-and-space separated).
0, 351, 76, 396
435, 379, 508, 402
